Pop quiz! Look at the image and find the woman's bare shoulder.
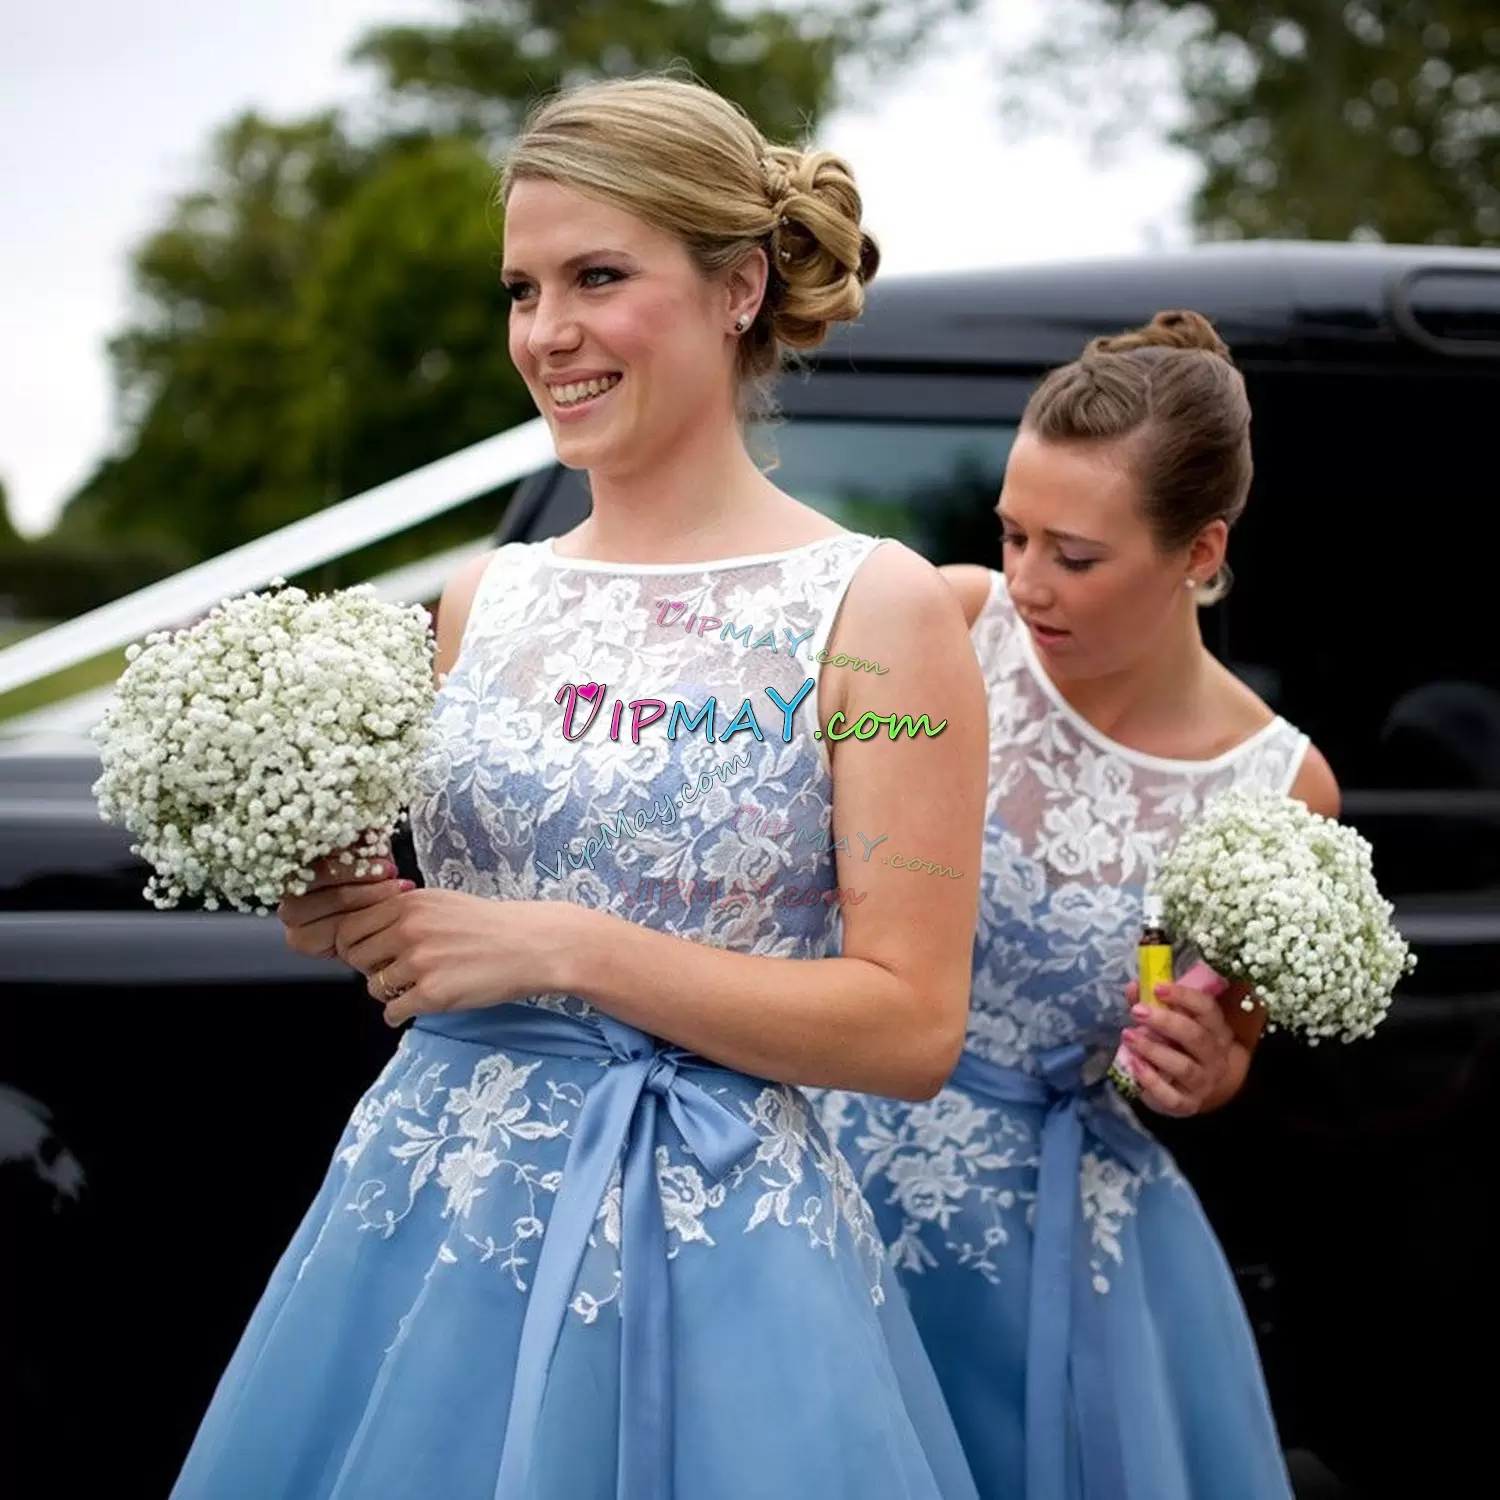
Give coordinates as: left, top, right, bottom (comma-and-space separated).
937, 564, 996, 629
1209, 659, 1340, 815
1289, 741, 1340, 817
832, 543, 981, 693
433, 549, 499, 681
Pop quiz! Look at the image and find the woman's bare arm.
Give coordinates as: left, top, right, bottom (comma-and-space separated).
547, 543, 989, 1099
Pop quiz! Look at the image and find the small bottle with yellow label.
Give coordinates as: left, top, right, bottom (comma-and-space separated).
1109, 891, 1175, 1098
1138, 891, 1174, 1005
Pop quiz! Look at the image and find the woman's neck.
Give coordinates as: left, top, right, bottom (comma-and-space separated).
565, 411, 815, 563
1050, 606, 1215, 749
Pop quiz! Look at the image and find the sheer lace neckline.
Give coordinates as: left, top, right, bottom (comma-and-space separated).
539, 532, 855, 574
991, 570, 1287, 775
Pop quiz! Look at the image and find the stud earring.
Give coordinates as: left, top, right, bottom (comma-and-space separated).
1185, 578, 1197, 590
734, 314, 750, 333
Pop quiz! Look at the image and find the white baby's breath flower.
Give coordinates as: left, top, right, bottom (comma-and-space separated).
1154, 788, 1415, 1043
92, 580, 436, 914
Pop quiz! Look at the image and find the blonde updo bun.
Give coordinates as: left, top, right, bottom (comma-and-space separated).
1023, 308, 1250, 605
761, 145, 881, 350
501, 75, 878, 416
1085, 308, 1233, 362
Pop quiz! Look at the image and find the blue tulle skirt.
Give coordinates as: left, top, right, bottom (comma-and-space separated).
171, 1006, 981, 1500
817, 1052, 1293, 1500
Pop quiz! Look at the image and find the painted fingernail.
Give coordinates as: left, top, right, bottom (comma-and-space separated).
1131, 1004, 1152, 1020
1153, 983, 1172, 1000
398, 879, 416, 892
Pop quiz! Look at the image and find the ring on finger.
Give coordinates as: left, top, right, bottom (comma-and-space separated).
377, 965, 412, 1002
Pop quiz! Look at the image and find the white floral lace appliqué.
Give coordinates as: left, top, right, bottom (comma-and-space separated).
332, 1045, 887, 1320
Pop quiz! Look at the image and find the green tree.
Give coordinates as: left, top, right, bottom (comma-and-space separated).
0, 479, 20, 551
59, 112, 372, 559
275, 135, 528, 536
53, 0, 977, 587
352, 0, 840, 142
998, 0, 1500, 244
352, 0, 977, 141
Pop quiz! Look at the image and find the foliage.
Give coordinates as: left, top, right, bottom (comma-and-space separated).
0, 480, 20, 551
58, 113, 372, 560
0, 533, 193, 622
48, 0, 978, 600
352, 0, 979, 141
284, 136, 529, 520
997, 0, 1500, 244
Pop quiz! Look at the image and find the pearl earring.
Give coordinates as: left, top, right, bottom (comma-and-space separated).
1185, 578, 1197, 590
734, 314, 750, 333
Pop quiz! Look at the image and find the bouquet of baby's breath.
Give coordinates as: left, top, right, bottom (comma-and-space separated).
1110, 788, 1415, 1097
92, 580, 435, 914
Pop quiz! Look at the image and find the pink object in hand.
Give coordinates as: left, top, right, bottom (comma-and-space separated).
1178, 960, 1228, 998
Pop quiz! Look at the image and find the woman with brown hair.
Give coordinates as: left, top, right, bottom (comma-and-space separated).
820, 310, 1340, 1499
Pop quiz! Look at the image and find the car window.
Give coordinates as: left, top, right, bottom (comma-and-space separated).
749, 419, 1017, 568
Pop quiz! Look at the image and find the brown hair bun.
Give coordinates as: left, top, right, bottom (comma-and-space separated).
1086, 309, 1233, 362
1021, 307, 1250, 606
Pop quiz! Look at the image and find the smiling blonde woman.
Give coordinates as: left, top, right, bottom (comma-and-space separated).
169, 74, 986, 1500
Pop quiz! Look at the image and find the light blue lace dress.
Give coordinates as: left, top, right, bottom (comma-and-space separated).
817, 571, 1309, 1500
170, 534, 981, 1500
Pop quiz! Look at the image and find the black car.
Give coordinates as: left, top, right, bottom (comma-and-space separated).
4, 241, 1498, 1499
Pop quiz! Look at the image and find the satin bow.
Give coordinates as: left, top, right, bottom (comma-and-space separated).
447, 1007, 764, 1500
950, 1042, 1155, 1499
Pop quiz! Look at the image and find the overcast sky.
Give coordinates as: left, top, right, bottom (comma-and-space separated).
0, 0, 1197, 538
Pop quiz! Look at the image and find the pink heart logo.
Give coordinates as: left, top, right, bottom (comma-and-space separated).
576, 683, 601, 701
666, 601, 685, 610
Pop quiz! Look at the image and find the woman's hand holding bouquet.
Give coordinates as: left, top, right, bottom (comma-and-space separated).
92, 580, 436, 915
1114, 975, 1240, 1116
1110, 787, 1416, 1103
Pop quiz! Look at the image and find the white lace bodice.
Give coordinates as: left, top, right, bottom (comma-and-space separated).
408, 532, 888, 1022
966, 570, 1309, 1077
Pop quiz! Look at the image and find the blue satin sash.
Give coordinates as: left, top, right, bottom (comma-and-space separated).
949, 1043, 1155, 1500
419, 1007, 763, 1500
